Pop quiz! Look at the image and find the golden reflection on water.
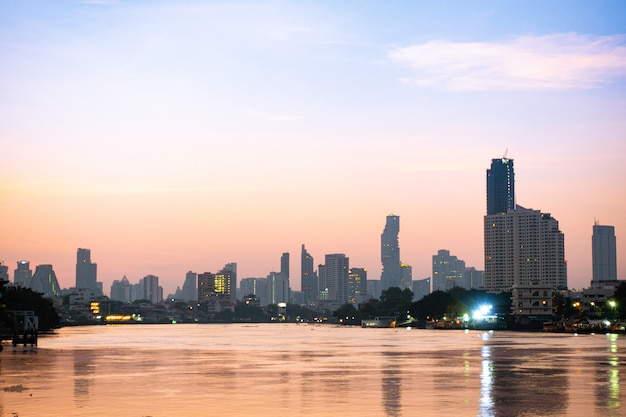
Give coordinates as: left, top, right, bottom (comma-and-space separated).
0, 325, 625, 417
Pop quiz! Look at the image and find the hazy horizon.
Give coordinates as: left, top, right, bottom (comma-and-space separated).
1, 1, 625, 296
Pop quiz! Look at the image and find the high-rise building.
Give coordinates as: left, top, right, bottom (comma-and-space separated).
198, 269, 233, 303
465, 267, 484, 290
240, 277, 268, 306
76, 248, 101, 296
319, 254, 350, 303
301, 245, 318, 305
137, 275, 161, 304
110, 276, 134, 302
0, 262, 8, 282
432, 250, 467, 292
400, 263, 412, 290
182, 271, 197, 301
14, 260, 32, 287
221, 263, 237, 302
281, 253, 289, 280
412, 277, 431, 301
484, 205, 567, 292
348, 267, 367, 304
267, 271, 289, 304
592, 223, 617, 282
487, 158, 515, 215
30, 264, 62, 297
381, 214, 401, 290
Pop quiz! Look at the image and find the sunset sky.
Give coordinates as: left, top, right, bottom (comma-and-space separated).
1, 0, 625, 296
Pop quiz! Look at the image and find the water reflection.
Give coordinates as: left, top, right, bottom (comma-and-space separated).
381, 351, 402, 417
596, 333, 621, 415
479, 344, 493, 417
73, 350, 95, 406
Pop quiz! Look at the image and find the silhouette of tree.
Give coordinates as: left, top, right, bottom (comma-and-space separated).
2, 286, 60, 331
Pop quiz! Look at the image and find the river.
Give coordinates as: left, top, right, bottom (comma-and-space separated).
0, 324, 624, 416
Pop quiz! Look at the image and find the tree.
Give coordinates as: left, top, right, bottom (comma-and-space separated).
333, 303, 360, 324
2, 286, 60, 331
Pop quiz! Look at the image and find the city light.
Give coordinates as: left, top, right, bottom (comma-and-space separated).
472, 305, 493, 321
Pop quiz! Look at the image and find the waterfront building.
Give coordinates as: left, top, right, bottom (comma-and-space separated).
76, 248, 102, 296
381, 214, 401, 290
592, 223, 617, 282
301, 244, 318, 305
484, 205, 567, 292
511, 281, 553, 321
319, 253, 350, 303
30, 264, 62, 297
486, 157, 515, 215
221, 263, 237, 303
14, 260, 32, 287
432, 250, 467, 292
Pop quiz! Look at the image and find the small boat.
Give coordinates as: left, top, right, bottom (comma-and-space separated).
361, 317, 396, 328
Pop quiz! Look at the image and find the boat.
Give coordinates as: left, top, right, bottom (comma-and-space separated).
361, 317, 396, 328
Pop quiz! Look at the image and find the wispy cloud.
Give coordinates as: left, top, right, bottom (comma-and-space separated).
388, 33, 626, 91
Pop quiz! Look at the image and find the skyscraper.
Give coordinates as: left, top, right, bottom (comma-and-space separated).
592, 223, 617, 281
76, 248, 101, 296
381, 214, 401, 290
301, 245, 318, 305
30, 264, 61, 297
319, 253, 350, 303
281, 253, 289, 280
484, 206, 567, 291
347, 267, 367, 304
14, 260, 31, 286
487, 158, 515, 215
182, 271, 198, 301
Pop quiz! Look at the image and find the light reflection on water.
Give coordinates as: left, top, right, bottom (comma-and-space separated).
1, 324, 625, 417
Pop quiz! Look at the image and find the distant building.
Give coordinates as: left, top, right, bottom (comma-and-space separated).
319, 253, 350, 303
301, 245, 318, 305
511, 281, 553, 320
14, 260, 32, 287
198, 269, 233, 303
110, 276, 134, 303
137, 275, 161, 304
0, 262, 8, 282
592, 223, 617, 282
400, 263, 412, 290
30, 264, 62, 297
465, 267, 484, 290
76, 248, 102, 296
267, 272, 289, 304
367, 279, 383, 300
484, 205, 567, 292
221, 263, 237, 303
412, 277, 431, 301
182, 271, 197, 302
281, 253, 289, 281
381, 214, 401, 290
240, 277, 268, 306
348, 267, 367, 304
432, 250, 466, 292
487, 157, 515, 215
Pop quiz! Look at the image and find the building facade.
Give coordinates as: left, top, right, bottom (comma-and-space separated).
14, 260, 32, 287
592, 223, 617, 282
484, 206, 567, 292
30, 264, 62, 297
319, 253, 350, 303
432, 249, 467, 292
486, 158, 515, 215
301, 244, 318, 305
76, 248, 102, 296
347, 267, 368, 304
381, 214, 401, 290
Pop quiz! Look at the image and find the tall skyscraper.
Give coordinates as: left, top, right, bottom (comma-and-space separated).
0, 262, 8, 282
137, 274, 161, 304
76, 248, 101, 296
110, 276, 134, 302
319, 254, 350, 303
484, 206, 567, 291
381, 214, 401, 290
182, 271, 198, 301
432, 249, 467, 292
14, 260, 31, 286
281, 253, 289, 280
487, 158, 515, 215
221, 263, 237, 303
267, 271, 289, 304
592, 223, 617, 281
301, 245, 318, 305
347, 267, 367, 304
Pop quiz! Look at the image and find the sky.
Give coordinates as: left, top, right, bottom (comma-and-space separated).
1, 0, 625, 296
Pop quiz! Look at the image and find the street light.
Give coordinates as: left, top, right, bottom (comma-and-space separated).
608, 300, 617, 321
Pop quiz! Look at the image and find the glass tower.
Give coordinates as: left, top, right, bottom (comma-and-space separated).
592, 224, 617, 281
381, 214, 401, 290
486, 158, 515, 215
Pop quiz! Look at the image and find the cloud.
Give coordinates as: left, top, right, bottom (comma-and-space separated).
388, 33, 626, 91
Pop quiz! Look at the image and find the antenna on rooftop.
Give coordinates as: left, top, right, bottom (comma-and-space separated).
503, 148, 508, 159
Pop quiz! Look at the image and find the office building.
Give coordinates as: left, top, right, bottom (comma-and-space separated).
76, 248, 102, 296
465, 267, 484, 290
301, 245, 318, 305
267, 271, 289, 304
0, 262, 8, 282
592, 223, 617, 282
432, 250, 467, 292
487, 158, 515, 215
240, 277, 268, 306
400, 263, 412, 290
110, 276, 134, 303
412, 277, 431, 301
281, 253, 289, 280
182, 271, 197, 302
137, 275, 161, 304
381, 214, 401, 290
14, 260, 32, 287
348, 267, 367, 304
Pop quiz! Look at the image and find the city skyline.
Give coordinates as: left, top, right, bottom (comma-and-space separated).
1, 1, 625, 295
